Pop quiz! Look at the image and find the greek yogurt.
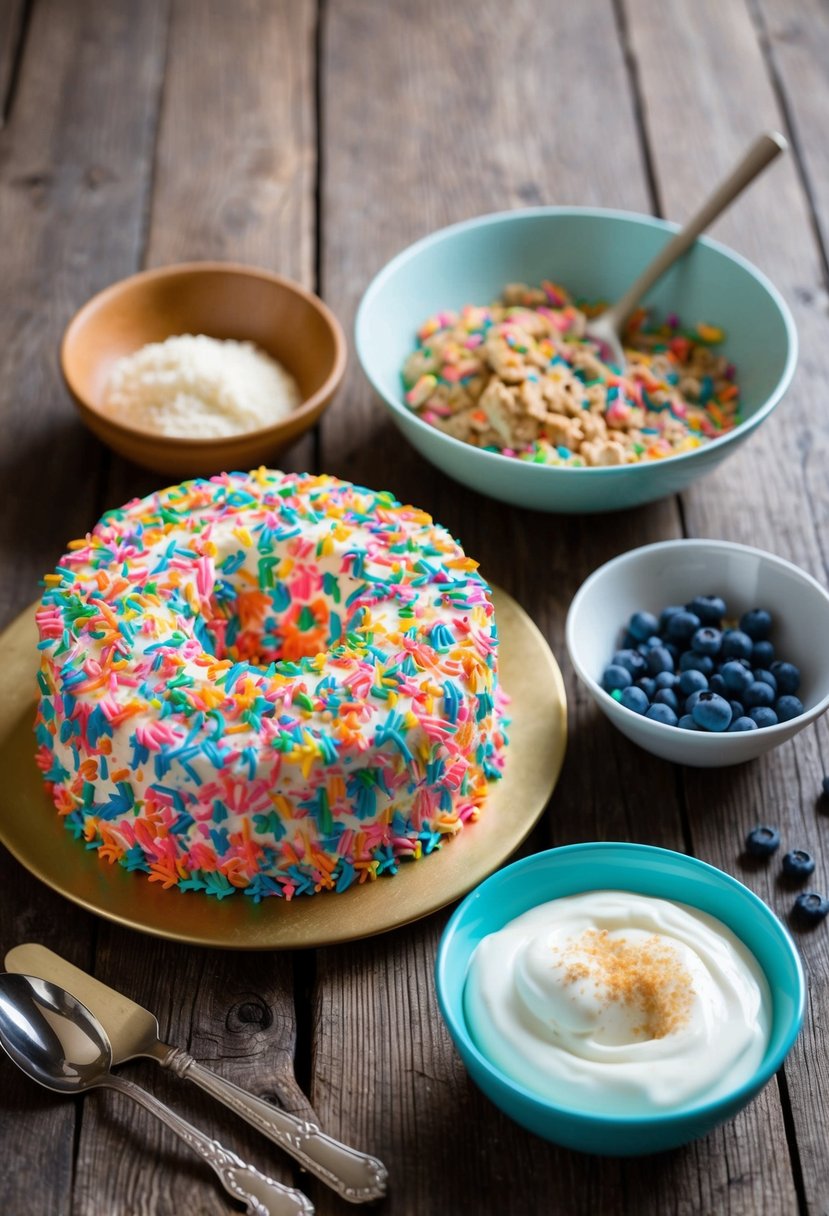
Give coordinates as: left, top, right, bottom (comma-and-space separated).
464, 891, 771, 1116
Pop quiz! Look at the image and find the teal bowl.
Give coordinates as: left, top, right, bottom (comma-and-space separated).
435, 842, 805, 1155
356, 209, 797, 512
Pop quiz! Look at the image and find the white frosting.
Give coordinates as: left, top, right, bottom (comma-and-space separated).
464, 891, 771, 1115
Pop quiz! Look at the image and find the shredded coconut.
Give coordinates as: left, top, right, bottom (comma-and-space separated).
102, 334, 302, 438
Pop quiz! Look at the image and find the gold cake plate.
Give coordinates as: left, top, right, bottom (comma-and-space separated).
0, 588, 566, 949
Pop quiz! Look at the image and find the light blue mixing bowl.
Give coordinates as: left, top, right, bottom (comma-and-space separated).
435, 843, 805, 1155
356, 209, 797, 512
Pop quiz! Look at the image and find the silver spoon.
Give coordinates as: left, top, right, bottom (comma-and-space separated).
585, 130, 788, 368
0, 973, 314, 1216
4, 942, 388, 1204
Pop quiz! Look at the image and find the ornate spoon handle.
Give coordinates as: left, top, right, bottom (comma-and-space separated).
104, 1074, 314, 1216
162, 1047, 388, 1204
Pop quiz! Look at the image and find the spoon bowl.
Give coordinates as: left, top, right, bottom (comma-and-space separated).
0, 972, 111, 1094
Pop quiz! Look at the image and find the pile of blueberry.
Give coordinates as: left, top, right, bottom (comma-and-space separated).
746, 824, 828, 924
601, 595, 804, 732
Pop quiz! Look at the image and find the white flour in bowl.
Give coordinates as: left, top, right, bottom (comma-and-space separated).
101, 334, 302, 438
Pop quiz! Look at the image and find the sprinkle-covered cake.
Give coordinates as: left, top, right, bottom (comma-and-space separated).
34, 470, 507, 900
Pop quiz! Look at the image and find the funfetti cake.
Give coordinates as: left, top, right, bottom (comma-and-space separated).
34, 469, 508, 900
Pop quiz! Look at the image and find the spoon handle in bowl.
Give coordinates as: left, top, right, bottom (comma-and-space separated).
104, 1074, 314, 1216
160, 1047, 388, 1203
605, 130, 788, 332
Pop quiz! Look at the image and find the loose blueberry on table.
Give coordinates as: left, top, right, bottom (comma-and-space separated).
603, 596, 804, 732
793, 892, 829, 924
782, 850, 816, 880
745, 826, 781, 857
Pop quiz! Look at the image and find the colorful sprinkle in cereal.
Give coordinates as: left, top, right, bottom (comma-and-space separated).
34, 470, 508, 900
401, 283, 741, 466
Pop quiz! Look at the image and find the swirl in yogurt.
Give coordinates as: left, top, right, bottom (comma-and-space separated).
464, 891, 771, 1116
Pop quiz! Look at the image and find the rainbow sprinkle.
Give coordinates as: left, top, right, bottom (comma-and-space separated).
34, 470, 508, 900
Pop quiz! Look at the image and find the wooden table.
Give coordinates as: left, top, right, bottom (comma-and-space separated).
1, 2, 828, 1212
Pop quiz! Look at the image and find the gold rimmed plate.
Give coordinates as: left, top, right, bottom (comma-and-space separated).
0, 587, 566, 948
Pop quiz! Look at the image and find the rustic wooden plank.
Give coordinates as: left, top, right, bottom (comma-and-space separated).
627, 0, 827, 1210
0, 1, 169, 1214
145, 0, 317, 481
0, 0, 26, 127
71, 944, 312, 1216
721, 3, 829, 1210
311, 2, 709, 1213
755, 0, 829, 276
101, 0, 319, 518
144, 0, 315, 282
0, 0, 167, 628
0, 855, 98, 1216
78, 3, 321, 1212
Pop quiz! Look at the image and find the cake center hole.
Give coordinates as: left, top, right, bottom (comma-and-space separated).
195, 559, 357, 669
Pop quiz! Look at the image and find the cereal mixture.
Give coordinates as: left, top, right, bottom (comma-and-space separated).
401, 282, 740, 467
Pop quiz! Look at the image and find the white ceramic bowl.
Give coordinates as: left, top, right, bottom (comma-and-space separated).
566, 540, 829, 766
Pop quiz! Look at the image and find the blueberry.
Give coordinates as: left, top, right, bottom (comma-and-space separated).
620, 685, 650, 714
744, 681, 776, 709
728, 716, 758, 731
721, 660, 753, 695
659, 605, 685, 632
793, 892, 829, 924
782, 850, 816, 880
646, 646, 675, 676
679, 650, 714, 676
822, 776, 829, 799
654, 671, 678, 690
602, 664, 632, 693
728, 700, 745, 719
775, 695, 804, 722
666, 610, 701, 644
628, 610, 660, 642
613, 648, 648, 678
678, 714, 699, 730
679, 668, 708, 697
645, 703, 678, 726
691, 627, 722, 656
692, 691, 732, 732
753, 669, 777, 693
653, 688, 679, 712
749, 706, 779, 728
721, 630, 754, 660
745, 825, 780, 856
740, 608, 772, 641
770, 662, 801, 696
637, 677, 657, 699
752, 640, 775, 667
685, 689, 706, 713
686, 594, 726, 625
709, 673, 727, 695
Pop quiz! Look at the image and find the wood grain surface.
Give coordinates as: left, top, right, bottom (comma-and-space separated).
1, 0, 828, 1213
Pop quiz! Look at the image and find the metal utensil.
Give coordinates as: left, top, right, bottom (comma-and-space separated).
5, 943, 387, 1205
585, 130, 788, 367
0, 973, 313, 1216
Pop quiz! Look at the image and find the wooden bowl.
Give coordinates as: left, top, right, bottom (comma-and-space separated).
60, 262, 347, 478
